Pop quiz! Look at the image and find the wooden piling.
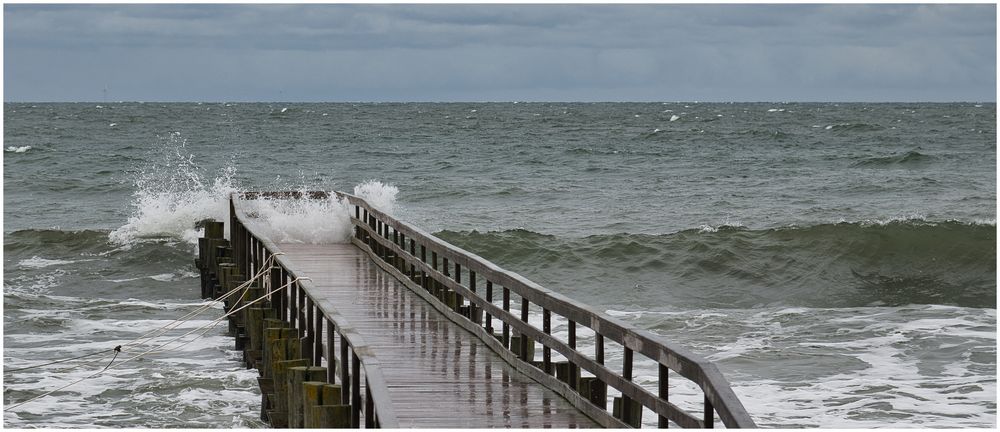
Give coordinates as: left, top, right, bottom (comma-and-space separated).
311, 404, 351, 428
302, 382, 346, 428
203, 220, 225, 239
271, 358, 308, 426
288, 366, 327, 428
510, 334, 535, 360
578, 376, 607, 409
555, 361, 580, 386
613, 396, 642, 427
262, 325, 295, 378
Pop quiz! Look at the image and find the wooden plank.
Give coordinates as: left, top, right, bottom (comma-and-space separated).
336, 192, 756, 428
232, 194, 756, 429
273, 242, 603, 428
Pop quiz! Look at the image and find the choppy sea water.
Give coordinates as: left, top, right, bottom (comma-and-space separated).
3, 102, 996, 427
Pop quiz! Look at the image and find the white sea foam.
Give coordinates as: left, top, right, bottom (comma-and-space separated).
242, 192, 353, 244
109, 134, 238, 246
4, 270, 68, 295
109, 135, 401, 247
107, 272, 193, 283
239, 181, 397, 244
617, 305, 998, 428
353, 180, 398, 215
669, 115, 680, 122
6, 145, 32, 153
18, 256, 87, 268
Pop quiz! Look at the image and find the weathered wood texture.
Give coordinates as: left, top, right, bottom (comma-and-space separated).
277, 243, 601, 428
229, 191, 756, 429
335, 191, 756, 429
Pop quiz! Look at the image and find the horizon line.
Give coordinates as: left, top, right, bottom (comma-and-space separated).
4, 100, 996, 104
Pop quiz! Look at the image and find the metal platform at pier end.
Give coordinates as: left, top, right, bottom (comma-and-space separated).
195, 190, 756, 428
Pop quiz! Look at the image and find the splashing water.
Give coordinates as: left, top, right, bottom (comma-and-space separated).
241, 181, 398, 244
109, 135, 400, 246
241, 193, 352, 244
354, 180, 398, 214
109, 134, 237, 246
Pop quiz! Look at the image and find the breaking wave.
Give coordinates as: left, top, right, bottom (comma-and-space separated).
435, 220, 996, 309
107, 134, 397, 247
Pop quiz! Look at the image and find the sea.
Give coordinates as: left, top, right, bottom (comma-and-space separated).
3, 102, 996, 428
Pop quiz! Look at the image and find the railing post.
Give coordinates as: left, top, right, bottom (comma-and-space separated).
542, 309, 552, 374
469, 271, 478, 324
270, 261, 283, 319
502, 287, 510, 348
568, 320, 578, 390
519, 298, 530, 362
298, 284, 306, 333
454, 263, 463, 313
354, 205, 361, 239
327, 320, 337, 384
351, 352, 361, 428
485, 281, 494, 334
420, 245, 428, 292
340, 334, 350, 405
659, 364, 670, 428
622, 348, 635, 426
289, 275, 298, 328
704, 394, 714, 429
431, 252, 439, 298
442, 257, 450, 303
313, 304, 323, 366
365, 378, 375, 428
306, 297, 315, 363
408, 238, 416, 280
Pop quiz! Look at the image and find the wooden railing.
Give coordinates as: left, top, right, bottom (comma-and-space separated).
229, 192, 398, 428
340, 191, 756, 429
233, 190, 755, 429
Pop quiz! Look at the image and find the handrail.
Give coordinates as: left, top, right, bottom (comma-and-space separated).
232, 190, 755, 428
336, 191, 755, 429
229, 192, 398, 428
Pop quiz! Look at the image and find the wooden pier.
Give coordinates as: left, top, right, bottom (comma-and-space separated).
195, 191, 756, 428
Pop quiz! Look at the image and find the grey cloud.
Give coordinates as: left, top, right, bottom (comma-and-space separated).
4, 4, 995, 102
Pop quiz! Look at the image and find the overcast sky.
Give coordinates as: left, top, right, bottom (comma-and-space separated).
4, 4, 996, 102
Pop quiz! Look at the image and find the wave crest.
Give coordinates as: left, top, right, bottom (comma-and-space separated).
435, 220, 996, 309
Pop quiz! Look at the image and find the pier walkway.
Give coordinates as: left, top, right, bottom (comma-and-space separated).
277, 243, 598, 428
197, 191, 756, 428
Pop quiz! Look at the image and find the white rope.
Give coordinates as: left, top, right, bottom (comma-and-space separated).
122, 253, 282, 349
4, 255, 294, 412
126, 277, 308, 358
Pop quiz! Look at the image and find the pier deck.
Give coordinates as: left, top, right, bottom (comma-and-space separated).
204, 191, 755, 428
276, 242, 599, 428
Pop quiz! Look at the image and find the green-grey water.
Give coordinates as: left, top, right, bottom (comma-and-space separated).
4, 102, 996, 427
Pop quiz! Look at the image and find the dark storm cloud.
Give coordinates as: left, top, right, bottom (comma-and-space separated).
4, 4, 995, 101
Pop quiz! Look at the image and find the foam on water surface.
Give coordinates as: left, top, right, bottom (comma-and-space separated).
601, 304, 997, 427
108, 134, 399, 247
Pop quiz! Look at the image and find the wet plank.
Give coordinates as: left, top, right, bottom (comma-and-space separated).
276, 242, 600, 428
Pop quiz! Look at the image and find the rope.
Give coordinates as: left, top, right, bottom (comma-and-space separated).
3, 252, 292, 411
122, 253, 281, 349
101, 346, 122, 372
4, 254, 281, 378
3, 348, 122, 411
4, 348, 118, 374
3, 275, 307, 412
119, 277, 307, 360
